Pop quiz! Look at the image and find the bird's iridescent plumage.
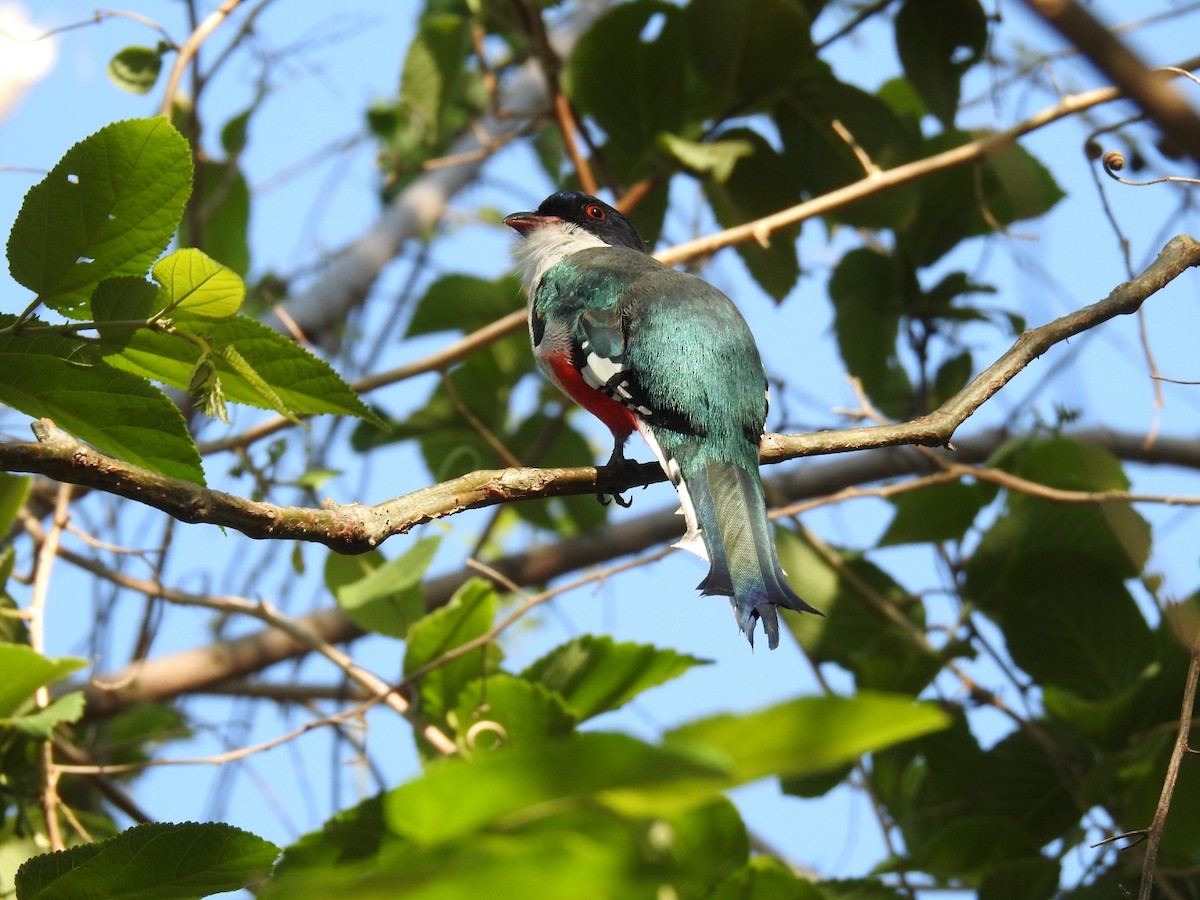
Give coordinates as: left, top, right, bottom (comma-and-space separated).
504, 192, 819, 648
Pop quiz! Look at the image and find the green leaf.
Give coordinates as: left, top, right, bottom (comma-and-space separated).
658, 134, 754, 183
403, 580, 499, 729
879, 480, 986, 546
978, 857, 1061, 900
664, 692, 950, 784
0, 645, 86, 718
521, 635, 709, 720
780, 531, 947, 694
153, 248, 244, 318
702, 127, 803, 302
7, 118, 192, 317
776, 67, 919, 230
899, 132, 1064, 265
452, 674, 576, 753
383, 333, 531, 478
91, 277, 162, 344
871, 710, 985, 855
978, 437, 1151, 578
102, 314, 378, 422
821, 879, 911, 899
328, 536, 441, 639
264, 808, 671, 900
891, 815, 1038, 880
0, 472, 32, 536
400, 14, 470, 144
930, 349, 974, 407
684, 0, 812, 113
178, 160, 252, 276
505, 412, 608, 535
970, 730, 1080, 846
565, 0, 686, 178
381, 732, 729, 845
271, 795, 392, 878
106, 46, 164, 95
828, 248, 916, 419
97, 702, 192, 769
709, 856, 823, 900
895, 0, 987, 127
660, 797, 750, 893
0, 317, 205, 484
11, 691, 85, 738
406, 274, 521, 337
972, 558, 1154, 702
14, 822, 279, 900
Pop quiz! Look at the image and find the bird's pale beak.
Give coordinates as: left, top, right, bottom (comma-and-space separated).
502, 211, 560, 234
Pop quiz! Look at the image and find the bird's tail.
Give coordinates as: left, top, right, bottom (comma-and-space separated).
686, 458, 821, 649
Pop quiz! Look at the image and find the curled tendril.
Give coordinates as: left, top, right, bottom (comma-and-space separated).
1099, 147, 1200, 187
464, 719, 507, 751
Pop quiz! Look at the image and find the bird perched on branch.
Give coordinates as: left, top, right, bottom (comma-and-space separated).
503, 191, 820, 649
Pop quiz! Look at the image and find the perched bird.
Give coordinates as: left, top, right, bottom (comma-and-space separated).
503, 191, 820, 649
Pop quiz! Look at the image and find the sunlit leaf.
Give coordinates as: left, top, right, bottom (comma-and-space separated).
7, 118, 192, 318
522, 635, 709, 720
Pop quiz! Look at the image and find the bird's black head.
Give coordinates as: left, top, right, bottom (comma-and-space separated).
503, 191, 647, 253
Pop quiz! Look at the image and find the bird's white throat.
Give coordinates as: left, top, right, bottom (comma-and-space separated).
512, 222, 607, 297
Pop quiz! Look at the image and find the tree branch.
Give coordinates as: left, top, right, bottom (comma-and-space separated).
5, 235, 1197, 552
74, 425, 1200, 718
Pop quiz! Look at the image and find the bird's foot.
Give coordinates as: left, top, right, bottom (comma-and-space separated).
596, 444, 636, 508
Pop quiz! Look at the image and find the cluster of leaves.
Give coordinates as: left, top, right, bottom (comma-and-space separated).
376, 0, 1060, 456
0, 117, 376, 485
8, 548, 948, 897
778, 435, 1200, 895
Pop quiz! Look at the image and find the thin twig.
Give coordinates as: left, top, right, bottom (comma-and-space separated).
21, 514, 457, 756
158, 0, 244, 117
1137, 644, 1200, 900
29, 484, 72, 852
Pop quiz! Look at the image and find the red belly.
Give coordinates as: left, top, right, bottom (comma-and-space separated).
544, 351, 637, 438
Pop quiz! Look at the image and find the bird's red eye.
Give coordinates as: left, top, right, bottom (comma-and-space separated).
585, 203, 606, 221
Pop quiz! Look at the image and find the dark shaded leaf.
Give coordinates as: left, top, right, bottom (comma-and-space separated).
828, 248, 916, 419
779, 530, 946, 694
703, 127, 804, 302
15, 822, 279, 900
406, 274, 521, 337
895, 0, 987, 127
978, 857, 1061, 900
880, 480, 986, 546
776, 67, 919, 229
709, 856, 823, 900
178, 160, 252, 276
565, 1, 686, 178
683, 0, 812, 113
